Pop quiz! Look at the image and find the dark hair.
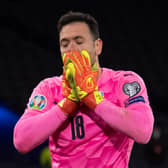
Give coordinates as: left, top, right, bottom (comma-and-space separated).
57, 11, 100, 40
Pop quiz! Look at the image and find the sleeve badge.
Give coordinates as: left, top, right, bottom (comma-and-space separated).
29, 95, 47, 110
123, 81, 141, 97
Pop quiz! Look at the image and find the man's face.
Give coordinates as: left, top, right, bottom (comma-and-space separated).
59, 22, 101, 65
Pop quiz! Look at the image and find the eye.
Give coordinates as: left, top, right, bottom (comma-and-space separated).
76, 41, 83, 45
76, 39, 83, 44
60, 40, 69, 48
62, 43, 68, 48
75, 37, 84, 45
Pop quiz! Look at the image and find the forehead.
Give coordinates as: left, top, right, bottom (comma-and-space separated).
60, 22, 91, 39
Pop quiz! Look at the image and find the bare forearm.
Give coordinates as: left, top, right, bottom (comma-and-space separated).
94, 99, 154, 143
13, 105, 67, 153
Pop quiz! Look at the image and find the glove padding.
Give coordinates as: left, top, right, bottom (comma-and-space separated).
58, 53, 80, 116
62, 49, 104, 110
62, 67, 79, 102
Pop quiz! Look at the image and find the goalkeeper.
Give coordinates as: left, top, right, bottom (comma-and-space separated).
13, 11, 154, 168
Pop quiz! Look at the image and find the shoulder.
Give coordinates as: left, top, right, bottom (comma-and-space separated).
34, 75, 62, 90
112, 69, 146, 93
26, 75, 62, 111
114, 70, 148, 107
102, 68, 149, 107
103, 68, 145, 84
110, 69, 144, 82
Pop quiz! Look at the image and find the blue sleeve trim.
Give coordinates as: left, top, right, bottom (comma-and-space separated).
124, 96, 145, 107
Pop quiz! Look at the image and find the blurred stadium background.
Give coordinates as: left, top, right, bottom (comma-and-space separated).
0, 1, 168, 167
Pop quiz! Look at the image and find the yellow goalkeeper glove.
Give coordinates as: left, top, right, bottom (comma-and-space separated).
62, 49, 104, 110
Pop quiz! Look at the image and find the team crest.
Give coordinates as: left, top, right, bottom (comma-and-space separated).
29, 95, 47, 110
123, 81, 140, 97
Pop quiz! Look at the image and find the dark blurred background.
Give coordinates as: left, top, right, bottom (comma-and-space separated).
0, 1, 168, 167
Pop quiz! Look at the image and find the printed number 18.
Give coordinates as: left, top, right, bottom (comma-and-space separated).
70, 115, 85, 140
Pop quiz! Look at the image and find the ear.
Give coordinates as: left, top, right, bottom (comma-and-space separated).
95, 38, 103, 56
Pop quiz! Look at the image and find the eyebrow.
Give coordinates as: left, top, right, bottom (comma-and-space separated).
73, 36, 84, 40
60, 35, 84, 43
60, 38, 69, 44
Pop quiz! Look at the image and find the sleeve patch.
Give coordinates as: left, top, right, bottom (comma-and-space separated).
124, 96, 145, 107
123, 81, 141, 97
29, 95, 47, 110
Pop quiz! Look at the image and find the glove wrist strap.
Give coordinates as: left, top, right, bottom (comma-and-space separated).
82, 91, 104, 110
58, 98, 78, 116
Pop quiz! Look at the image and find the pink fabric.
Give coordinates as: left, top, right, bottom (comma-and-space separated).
13, 77, 68, 153
95, 99, 153, 144
13, 68, 154, 168
13, 105, 67, 153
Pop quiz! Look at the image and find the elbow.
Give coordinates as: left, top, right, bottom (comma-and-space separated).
134, 127, 153, 144
14, 139, 30, 154
13, 127, 31, 154
134, 114, 154, 144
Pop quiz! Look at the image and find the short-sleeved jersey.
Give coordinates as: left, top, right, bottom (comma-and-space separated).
26, 68, 150, 168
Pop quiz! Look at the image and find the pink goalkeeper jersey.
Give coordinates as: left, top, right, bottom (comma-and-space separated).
14, 68, 154, 168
